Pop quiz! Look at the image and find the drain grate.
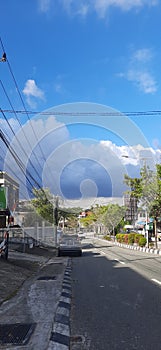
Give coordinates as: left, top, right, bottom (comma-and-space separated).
0, 323, 36, 345
37, 276, 56, 281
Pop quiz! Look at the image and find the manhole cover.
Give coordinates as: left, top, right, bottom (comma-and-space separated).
0, 323, 36, 345
37, 276, 56, 280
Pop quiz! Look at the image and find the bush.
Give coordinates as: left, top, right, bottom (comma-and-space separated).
116, 233, 121, 242
124, 234, 129, 244
128, 233, 135, 245
104, 235, 111, 241
134, 234, 143, 244
139, 237, 147, 247
116, 233, 125, 243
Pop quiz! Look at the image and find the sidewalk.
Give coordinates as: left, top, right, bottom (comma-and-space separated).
0, 245, 72, 350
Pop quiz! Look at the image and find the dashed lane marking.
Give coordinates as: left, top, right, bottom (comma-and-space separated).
114, 259, 125, 265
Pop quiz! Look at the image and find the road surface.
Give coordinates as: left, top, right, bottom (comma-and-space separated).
70, 238, 161, 350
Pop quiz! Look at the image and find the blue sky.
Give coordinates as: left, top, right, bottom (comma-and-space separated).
1, 0, 161, 201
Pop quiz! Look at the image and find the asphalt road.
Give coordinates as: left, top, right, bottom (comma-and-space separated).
70, 238, 161, 350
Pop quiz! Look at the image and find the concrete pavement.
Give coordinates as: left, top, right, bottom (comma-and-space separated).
0, 246, 72, 350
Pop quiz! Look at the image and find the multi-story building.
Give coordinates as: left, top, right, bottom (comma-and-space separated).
0, 171, 19, 227
123, 194, 138, 224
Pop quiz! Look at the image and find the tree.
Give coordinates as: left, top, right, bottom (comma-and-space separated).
32, 188, 53, 223
124, 165, 161, 248
102, 204, 126, 236
124, 174, 142, 200
80, 212, 96, 228
32, 188, 82, 228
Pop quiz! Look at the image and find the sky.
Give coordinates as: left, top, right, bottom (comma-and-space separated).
1, 0, 161, 204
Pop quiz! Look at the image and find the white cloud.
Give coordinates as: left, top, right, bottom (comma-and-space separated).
132, 48, 153, 63
23, 79, 44, 99
63, 0, 158, 18
127, 69, 157, 94
38, 0, 158, 18
3, 113, 160, 200
100, 141, 159, 166
54, 83, 62, 93
94, 0, 145, 17
23, 79, 45, 108
38, 0, 51, 13
119, 47, 157, 94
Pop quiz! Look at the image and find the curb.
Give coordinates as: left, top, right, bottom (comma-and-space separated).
47, 259, 72, 350
113, 241, 161, 255
97, 237, 161, 256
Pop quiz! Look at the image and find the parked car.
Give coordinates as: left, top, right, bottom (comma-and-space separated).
58, 234, 82, 257
77, 231, 86, 239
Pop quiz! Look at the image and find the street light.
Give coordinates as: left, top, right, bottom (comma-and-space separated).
53, 195, 59, 247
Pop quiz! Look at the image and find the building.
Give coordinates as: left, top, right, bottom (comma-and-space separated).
0, 171, 19, 227
123, 194, 138, 224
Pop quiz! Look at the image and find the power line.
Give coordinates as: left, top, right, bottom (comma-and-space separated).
1, 109, 161, 117
0, 152, 32, 199
0, 37, 53, 181
0, 83, 44, 184
0, 128, 43, 192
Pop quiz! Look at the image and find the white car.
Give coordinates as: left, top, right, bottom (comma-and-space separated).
77, 231, 86, 239
58, 234, 82, 257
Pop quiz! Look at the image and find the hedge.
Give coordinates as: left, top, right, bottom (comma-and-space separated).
116, 232, 146, 246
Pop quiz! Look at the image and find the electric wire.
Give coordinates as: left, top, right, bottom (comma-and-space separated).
0, 128, 42, 191
0, 129, 55, 207
0, 154, 31, 200
1, 109, 161, 117
0, 37, 53, 181
0, 82, 44, 184
0, 143, 36, 199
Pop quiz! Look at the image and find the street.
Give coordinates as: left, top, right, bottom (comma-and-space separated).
70, 238, 161, 350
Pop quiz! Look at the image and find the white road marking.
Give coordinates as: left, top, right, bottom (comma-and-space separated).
151, 278, 161, 286
114, 259, 125, 265
100, 250, 106, 255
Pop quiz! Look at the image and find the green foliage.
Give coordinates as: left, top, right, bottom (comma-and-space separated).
32, 188, 82, 226
134, 234, 142, 244
116, 233, 124, 243
32, 188, 53, 223
124, 174, 142, 200
102, 204, 126, 234
128, 233, 135, 245
138, 237, 147, 247
80, 213, 96, 227
124, 164, 161, 222
104, 235, 111, 241
116, 232, 145, 246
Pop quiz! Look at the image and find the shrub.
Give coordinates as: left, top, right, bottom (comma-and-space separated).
124, 234, 129, 244
116, 233, 121, 242
128, 234, 135, 245
134, 234, 143, 244
104, 235, 111, 241
116, 233, 125, 243
139, 237, 147, 247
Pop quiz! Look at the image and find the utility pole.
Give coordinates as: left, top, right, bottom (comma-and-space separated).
53, 195, 59, 247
